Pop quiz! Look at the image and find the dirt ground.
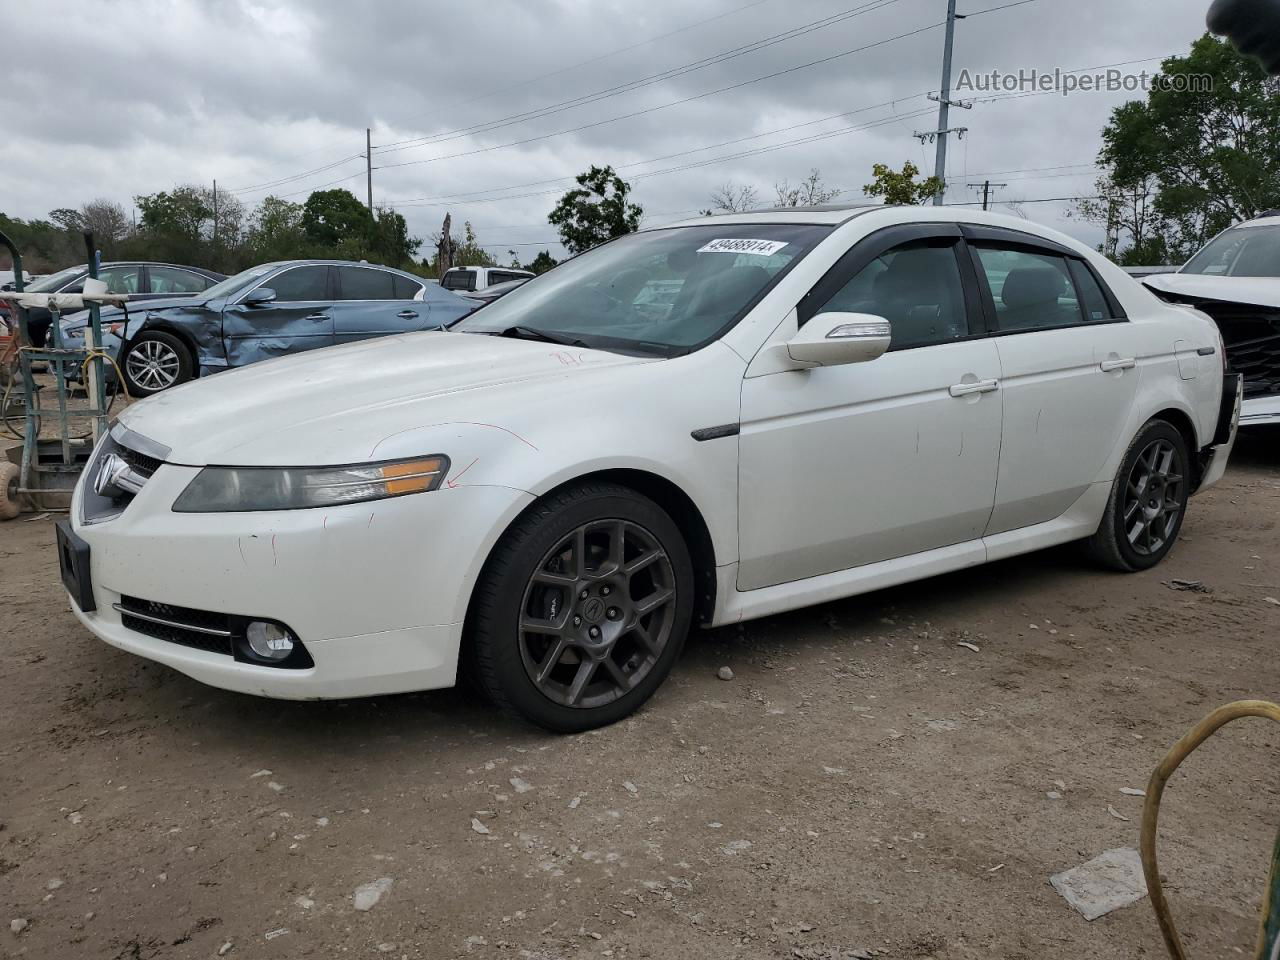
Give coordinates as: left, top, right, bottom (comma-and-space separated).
2, 433, 1278, 960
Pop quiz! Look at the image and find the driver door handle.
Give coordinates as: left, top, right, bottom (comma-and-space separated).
1100, 358, 1136, 372
397, 310, 419, 319
949, 378, 999, 398
304, 313, 328, 322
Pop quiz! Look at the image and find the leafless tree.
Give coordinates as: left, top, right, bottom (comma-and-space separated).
774, 168, 841, 207
709, 183, 759, 213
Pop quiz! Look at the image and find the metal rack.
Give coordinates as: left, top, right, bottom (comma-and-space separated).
0, 229, 115, 515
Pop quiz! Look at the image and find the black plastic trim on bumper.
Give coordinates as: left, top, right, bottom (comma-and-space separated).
1214, 374, 1243, 446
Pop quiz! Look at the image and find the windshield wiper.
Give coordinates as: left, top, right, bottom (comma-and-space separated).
494, 325, 589, 347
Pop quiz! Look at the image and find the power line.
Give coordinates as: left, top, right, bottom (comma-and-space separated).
374, 0, 910, 158
388, 94, 932, 206
377, 21, 945, 174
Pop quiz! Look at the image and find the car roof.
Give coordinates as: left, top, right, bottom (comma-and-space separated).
1233, 214, 1280, 228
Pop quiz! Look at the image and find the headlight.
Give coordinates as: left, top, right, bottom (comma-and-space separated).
62, 326, 85, 339
172, 456, 450, 513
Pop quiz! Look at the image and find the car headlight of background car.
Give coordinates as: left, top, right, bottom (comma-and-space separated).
172, 456, 450, 512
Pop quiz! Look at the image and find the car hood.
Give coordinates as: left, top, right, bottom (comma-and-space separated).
117, 331, 655, 466
1143, 273, 1280, 309
62, 296, 211, 329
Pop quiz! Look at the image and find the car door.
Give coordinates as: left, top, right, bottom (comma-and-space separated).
737, 224, 1004, 592
332, 266, 433, 345
962, 226, 1141, 535
221, 264, 335, 366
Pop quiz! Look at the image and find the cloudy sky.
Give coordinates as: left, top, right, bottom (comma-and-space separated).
4, 0, 1215, 261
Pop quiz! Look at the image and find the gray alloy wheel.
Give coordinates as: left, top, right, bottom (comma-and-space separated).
125, 337, 182, 392
518, 518, 677, 710
1121, 437, 1185, 556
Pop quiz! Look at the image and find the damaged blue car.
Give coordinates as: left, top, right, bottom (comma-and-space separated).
60, 259, 475, 396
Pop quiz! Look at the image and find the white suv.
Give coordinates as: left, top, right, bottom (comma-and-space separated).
441, 266, 533, 293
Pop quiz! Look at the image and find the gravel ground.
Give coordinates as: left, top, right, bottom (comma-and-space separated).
2, 432, 1278, 960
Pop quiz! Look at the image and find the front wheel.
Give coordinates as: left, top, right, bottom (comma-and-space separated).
1086, 419, 1190, 571
122, 331, 193, 396
466, 482, 695, 733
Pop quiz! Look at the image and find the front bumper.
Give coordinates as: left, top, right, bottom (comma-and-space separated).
68, 458, 533, 699
1241, 395, 1280, 427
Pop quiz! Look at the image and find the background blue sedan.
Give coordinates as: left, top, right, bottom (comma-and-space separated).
62, 259, 475, 396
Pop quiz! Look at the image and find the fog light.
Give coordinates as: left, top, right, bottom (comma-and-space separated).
246, 621, 294, 660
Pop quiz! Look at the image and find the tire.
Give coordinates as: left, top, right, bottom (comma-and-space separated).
0, 460, 20, 520
122, 331, 193, 397
1086, 419, 1191, 572
466, 482, 695, 733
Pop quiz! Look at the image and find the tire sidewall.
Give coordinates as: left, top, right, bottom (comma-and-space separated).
475, 489, 695, 733
1110, 421, 1190, 571
123, 331, 192, 397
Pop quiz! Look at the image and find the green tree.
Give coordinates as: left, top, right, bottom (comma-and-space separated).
862, 162, 944, 205
525, 250, 559, 274
133, 186, 214, 265
246, 196, 309, 262
549, 165, 642, 255
301, 189, 374, 250
369, 206, 421, 266
1099, 34, 1280, 258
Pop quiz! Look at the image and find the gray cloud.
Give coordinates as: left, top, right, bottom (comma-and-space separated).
2, 0, 1213, 258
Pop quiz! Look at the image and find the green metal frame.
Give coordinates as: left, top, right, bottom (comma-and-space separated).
1, 229, 111, 510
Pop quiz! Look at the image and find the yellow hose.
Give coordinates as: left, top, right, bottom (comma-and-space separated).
1141, 700, 1280, 959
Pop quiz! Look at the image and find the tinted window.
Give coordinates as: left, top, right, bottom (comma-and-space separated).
149, 266, 207, 295
264, 266, 329, 302
442, 270, 476, 291
974, 246, 1081, 331
1182, 224, 1280, 278
393, 274, 423, 299
1068, 260, 1118, 322
61, 266, 142, 296
815, 240, 969, 349
338, 266, 395, 300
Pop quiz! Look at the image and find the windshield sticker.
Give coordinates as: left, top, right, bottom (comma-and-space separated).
696, 238, 789, 257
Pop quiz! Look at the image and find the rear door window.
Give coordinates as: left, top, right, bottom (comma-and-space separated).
973, 246, 1083, 331
393, 274, 424, 299
337, 266, 396, 300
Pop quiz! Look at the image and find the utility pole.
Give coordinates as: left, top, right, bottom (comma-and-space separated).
212, 179, 219, 248
915, 0, 972, 205
366, 128, 374, 213
967, 179, 1007, 211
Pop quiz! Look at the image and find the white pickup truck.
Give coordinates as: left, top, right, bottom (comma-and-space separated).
440, 266, 533, 293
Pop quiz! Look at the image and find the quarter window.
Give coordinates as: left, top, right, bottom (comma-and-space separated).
265, 266, 329, 302
815, 240, 970, 350
337, 266, 395, 300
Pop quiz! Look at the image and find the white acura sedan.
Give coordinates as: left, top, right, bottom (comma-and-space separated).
59, 206, 1240, 732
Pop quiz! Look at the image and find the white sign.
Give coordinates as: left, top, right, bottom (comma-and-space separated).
696, 238, 789, 257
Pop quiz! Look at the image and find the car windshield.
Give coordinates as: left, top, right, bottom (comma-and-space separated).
200, 263, 280, 300
453, 224, 830, 354
1182, 224, 1280, 278
25, 265, 86, 292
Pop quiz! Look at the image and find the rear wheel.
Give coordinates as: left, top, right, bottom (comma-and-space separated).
1086, 419, 1190, 571
0, 460, 20, 520
467, 482, 694, 732
122, 331, 192, 396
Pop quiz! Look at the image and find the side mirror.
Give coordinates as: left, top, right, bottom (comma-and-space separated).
244, 287, 277, 307
787, 312, 892, 366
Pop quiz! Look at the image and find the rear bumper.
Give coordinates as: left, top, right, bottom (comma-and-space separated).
1198, 374, 1242, 493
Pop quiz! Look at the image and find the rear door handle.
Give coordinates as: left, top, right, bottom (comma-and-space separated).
1100, 358, 1136, 372
949, 378, 999, 398
303, 313, 328, 322
397, 310, 419, 319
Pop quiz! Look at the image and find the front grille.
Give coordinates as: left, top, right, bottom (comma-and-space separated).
117, 596, 234, 656
1201, 304, 1280, 399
